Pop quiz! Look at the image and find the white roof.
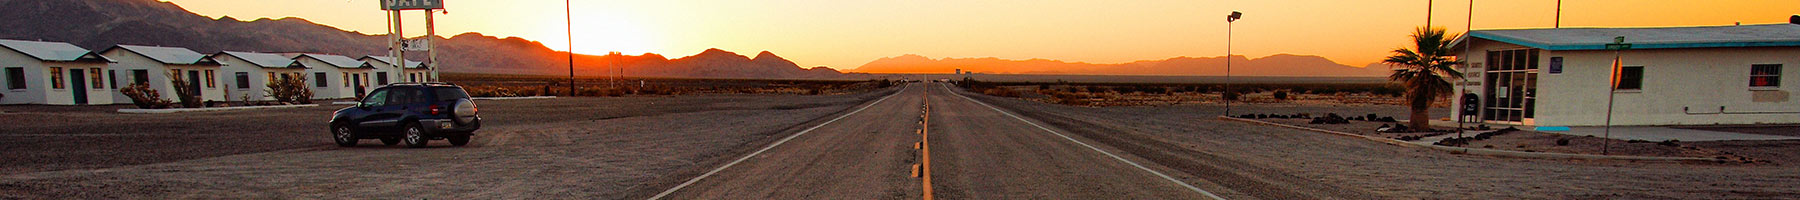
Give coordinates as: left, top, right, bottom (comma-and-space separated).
106, 45, 214, 65
0, 39, 111, 62
361, 56, 425, 69
216, 51, 300, 69
295, 53, 368, 69
1458, 24, 1800, 51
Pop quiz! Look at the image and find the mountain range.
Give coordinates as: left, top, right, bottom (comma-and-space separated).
2, 0, 1389, 79
0, 0, 854, 79
853, 54, 1392, 77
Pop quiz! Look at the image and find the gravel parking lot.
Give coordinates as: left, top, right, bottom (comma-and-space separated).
0, 87, 897, 199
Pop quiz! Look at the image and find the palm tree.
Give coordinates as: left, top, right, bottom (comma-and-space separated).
1383, 26, 1463, 130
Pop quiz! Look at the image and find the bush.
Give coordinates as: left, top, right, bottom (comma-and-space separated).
1556, 138, 1571, 146
1273, 90, 1289, 100
1222, 90, 1240, 101
119, 83, 173, 109
265, 76, 313, 104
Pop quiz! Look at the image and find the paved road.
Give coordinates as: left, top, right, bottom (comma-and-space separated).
655, 83, 1228, 199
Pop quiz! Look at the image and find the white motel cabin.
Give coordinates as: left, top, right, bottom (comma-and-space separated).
1450, 23, 1800, 126
99, 45, 225, 103
292, 53, 372, 99
214, 51, 305, 101
359, 56, 430, 85
0, 39, 117, 105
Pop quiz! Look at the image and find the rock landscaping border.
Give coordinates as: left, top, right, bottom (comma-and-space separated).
1220, 116, 1726, 162
117, 104, 319, 114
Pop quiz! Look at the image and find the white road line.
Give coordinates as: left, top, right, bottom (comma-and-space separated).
939, 84, 1227, 200
647, 84, 910, 200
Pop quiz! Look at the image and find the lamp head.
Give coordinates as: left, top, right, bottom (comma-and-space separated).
1227, 11, 1242, 22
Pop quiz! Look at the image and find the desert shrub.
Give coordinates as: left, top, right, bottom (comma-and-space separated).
981, 88, 1021, 97
1658, 140, 1681, 147
1222, 90, 1240, 101
1556, 138, 1571, 146
876, 79, 893, 88
119, 83, 173, 109
168, 73, 202, 108
265, 76, 313, 104
1273, 90, 1289, 100
1038, 84, 1050, 90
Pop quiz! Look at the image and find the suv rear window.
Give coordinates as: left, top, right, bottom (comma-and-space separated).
433, 87, 471, 102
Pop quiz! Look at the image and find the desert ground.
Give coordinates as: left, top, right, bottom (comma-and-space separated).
3, 82, 1798, 199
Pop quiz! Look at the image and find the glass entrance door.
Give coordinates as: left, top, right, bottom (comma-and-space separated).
1482, 49, 1538, 124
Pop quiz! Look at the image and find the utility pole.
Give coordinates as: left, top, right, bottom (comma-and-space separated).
1555, 0, 1562, 28
1458, 0, 1473, 142
1425, 0, 1434, 27
565, 0, 576, 96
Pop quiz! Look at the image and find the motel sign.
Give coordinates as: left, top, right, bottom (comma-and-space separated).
381, 0, 443, 10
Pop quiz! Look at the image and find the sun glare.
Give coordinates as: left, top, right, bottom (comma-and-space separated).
533, 14, 660, 56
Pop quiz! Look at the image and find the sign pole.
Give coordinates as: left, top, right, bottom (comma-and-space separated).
1601, 36, 1629, 155
426, 9, 438, 82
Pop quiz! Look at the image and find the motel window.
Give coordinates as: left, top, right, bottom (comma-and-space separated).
1616, 66, 1644, 90
267, 72, 276, 82
235, 72, 250, 89
205, 70, 216, 88
377, 72, 389, 85
90, 68, 102, 89
50, 67, 63, 89
1751, 64, 1781, 88
108, 70, 118, 89
170, 69, 182, 80
315, 72, 328, 87
131, 70, 148, 85
342, 72, 350, 87
5, 67, 23, 89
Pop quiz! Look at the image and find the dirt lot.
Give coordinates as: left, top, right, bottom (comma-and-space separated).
1256, 118, 1754, 161
961, 91, 1800, 199
0, 87, 898, 199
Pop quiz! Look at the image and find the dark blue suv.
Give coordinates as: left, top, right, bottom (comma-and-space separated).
330, 83, 481, 147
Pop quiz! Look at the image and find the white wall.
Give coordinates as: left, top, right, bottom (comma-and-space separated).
215, 55, 303, 101
102, 50, 224, 104
0, 50, 115, 105
1458, 38, 1800, 126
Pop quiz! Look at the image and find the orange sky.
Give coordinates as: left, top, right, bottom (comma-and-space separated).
161, 0, 1798, 72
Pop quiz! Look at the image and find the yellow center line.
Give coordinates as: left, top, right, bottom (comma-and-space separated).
921, 84, 934, 200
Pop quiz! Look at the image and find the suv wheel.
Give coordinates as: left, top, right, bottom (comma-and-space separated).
403, 123, 429, 148
447, 135, 470, 146
380, 137, 401, 146
333, 125, 358, 147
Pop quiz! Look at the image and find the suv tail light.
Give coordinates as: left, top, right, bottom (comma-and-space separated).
429, 105, 441, 115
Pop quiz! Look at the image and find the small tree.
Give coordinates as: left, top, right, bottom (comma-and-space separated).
265, 75, 313, 104
1273, 90, 1290, 101
168, 73, 202, 108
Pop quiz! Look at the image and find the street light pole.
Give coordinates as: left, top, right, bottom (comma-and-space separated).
1225, 11, 1241, 117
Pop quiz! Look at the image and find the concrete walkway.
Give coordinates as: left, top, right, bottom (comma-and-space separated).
1421, 119, 1800, 142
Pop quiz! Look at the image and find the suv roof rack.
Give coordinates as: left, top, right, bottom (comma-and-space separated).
387, 82, 458, 87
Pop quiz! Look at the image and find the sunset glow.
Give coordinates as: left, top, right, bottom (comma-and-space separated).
160, 0, 1799, 72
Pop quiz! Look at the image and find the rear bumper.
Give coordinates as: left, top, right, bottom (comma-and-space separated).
419, 117, 480, 135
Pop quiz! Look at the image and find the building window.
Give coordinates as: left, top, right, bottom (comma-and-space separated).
267, 72, 276, 82
90, 68, 102, 89
204, 70, 216, 88
1751, 64, 1781, 88
315, 72, 328, 87
377, 72, 389, 85
235, 72, 250, 89
131, 70, 149, 85
50, 67, 64, 89
342, 72, 349, 87
5, 67, 23, 89
1616, 66, 1644, 90
108, 70, 118, 89
170, 69, 182, 80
